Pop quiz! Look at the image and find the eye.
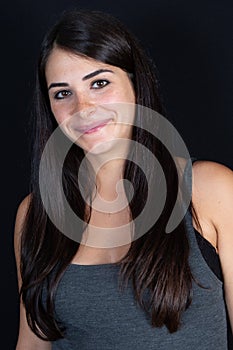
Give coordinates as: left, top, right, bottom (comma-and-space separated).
91, 79, 110, 89
54, 90, 72, 100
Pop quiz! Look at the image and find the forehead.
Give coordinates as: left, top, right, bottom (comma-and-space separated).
45, 48, 113, 80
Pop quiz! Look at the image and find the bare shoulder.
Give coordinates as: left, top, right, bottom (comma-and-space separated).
192, 159, 233, 180
191, 160, 233, 250
192, 160, 233, 329
14, 195, 52, 349
14, 194, 32, 242
191, 160, 233, 207
14, 194, 32, 279
14, 194, 32, 233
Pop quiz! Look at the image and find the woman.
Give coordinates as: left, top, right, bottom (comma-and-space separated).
14, 9, 233, 349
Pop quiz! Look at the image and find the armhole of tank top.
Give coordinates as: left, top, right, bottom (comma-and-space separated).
186, 157, 223, 286
189, 158, 233, 347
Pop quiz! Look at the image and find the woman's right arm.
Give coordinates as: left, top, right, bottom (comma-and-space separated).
14, 195, 52, 350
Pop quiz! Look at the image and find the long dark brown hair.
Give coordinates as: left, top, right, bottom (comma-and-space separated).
20, 9, 202, 340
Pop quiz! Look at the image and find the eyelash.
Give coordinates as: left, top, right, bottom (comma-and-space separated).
91, 79, 110, 89
53, 79, 110, 100
54, 90, 72, 100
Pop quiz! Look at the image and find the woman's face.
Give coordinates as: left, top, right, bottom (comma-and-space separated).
45, 48, 135, 154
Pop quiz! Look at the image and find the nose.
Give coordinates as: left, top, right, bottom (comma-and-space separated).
74, 94, 96, 119
78, 104, 96, 119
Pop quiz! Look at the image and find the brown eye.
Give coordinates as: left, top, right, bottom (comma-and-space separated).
91, 79, 110, 89
54, 90, 72, 99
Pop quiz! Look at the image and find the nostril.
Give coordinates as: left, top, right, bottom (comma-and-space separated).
76, 104, 97, 119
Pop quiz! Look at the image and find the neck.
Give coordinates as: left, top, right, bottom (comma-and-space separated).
86, 156, 126, 201
97, 159, 125, 199
81, 158, 133, 249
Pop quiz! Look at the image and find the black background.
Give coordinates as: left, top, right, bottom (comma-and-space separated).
1, 1, 233, 348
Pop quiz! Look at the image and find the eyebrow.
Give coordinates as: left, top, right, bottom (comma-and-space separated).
48, 82, 69, 90
82, 69, 114, 81
48, 69, 114, 91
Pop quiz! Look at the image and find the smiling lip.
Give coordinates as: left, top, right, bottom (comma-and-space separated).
77, 119, 112, 134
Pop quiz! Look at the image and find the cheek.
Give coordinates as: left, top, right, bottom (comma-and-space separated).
100, 82, 135, 104
120, 84, 135, 104
50, 106, 64, 125
102, 91, 134, 105
50, 102, 75, 125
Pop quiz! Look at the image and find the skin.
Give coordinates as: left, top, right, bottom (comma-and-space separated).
46, 48, 136, 251
14, 49, 233, 348
46, 48, 136, 157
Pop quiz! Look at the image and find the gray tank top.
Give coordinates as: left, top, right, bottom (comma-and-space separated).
51, 161, 228, 350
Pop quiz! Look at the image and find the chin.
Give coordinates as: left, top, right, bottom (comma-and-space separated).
82, 138, 124, 157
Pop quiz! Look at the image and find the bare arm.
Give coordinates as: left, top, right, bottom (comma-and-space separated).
14, 195, 52, 350
192, 161, 233, 332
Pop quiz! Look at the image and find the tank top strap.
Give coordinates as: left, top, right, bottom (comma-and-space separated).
182, 157, 223, 287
